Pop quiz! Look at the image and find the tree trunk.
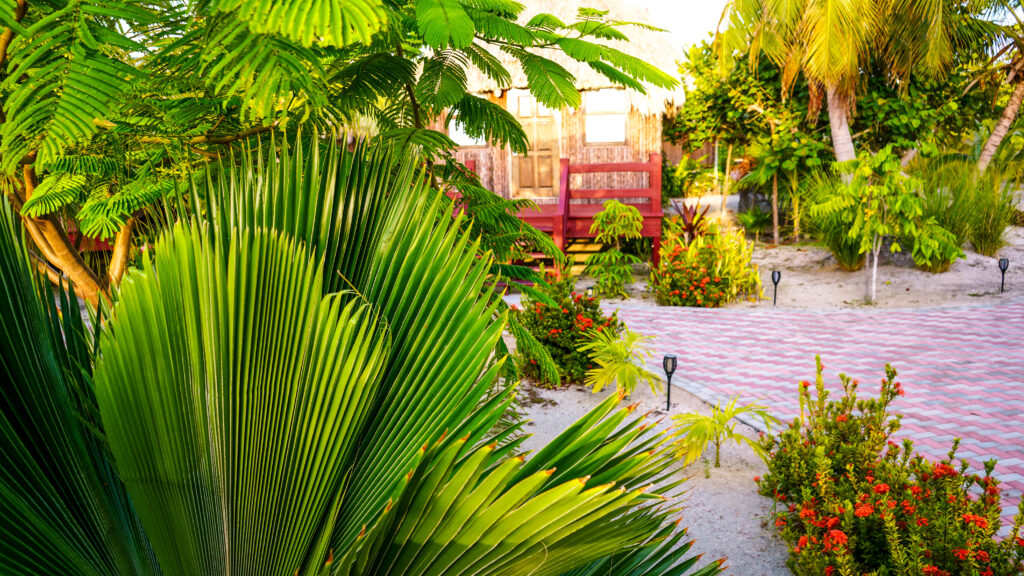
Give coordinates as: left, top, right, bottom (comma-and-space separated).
21, 165, 107, 307
977, 80, 1024, 173
107, 217, 135, 287
720, 142, 733, 217
792, 174, 800, 241
771, 173, 779, 245
866, 236, 881, 303
827, 87, 857, 163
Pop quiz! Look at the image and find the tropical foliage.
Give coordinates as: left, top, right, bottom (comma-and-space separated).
759, 358, 1024, 576
812, 147, 963, 301
514, 271, 623, 387
0, 0, 675, 307
0, 141, 723, 576
586, 199, 644, 298
651, 220, 761, 307
673, 397, 778, 469
578, 327, 661, 395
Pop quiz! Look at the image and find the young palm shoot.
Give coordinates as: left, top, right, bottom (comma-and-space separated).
579, 327, 662, 395
672, 397, 779, 469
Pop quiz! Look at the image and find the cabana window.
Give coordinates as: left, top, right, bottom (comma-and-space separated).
584, 89, 627, 144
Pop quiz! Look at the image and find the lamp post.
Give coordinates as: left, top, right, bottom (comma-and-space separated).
999, 258, 1009, 293
771, 270, 781, 307
663, 354, 677, 411
586, 286, 594, 299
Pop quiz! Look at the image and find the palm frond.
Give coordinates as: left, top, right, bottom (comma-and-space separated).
0, 198, 159, 576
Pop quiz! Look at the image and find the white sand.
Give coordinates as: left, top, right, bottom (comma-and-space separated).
519, 383, 790, 576
742, 226, 1024, 309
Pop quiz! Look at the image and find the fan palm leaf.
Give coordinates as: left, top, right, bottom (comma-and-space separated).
0, 198, 159, 576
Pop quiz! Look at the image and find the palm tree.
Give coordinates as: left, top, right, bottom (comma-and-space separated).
0, 139, 722, 576
977, 1, 1024, 172
717, 0, 995, 163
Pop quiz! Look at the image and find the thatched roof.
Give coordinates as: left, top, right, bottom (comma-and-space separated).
465, 0, 684, 115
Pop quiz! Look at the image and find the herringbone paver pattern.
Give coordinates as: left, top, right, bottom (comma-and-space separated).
615, 300, 1024, 533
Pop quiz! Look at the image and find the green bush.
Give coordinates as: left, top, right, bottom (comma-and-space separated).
805, 171, 866, 271
759, 358, 1024, 576
917, 159, 1018, 259
514, 272, 623, 387
650, 221, 761, 307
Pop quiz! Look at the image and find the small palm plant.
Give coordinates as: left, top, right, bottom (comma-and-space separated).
585, 200, 643, 298
579, 327, 662, 395
672, 397, 780, 468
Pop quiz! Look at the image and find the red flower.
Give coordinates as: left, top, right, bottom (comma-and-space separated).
975, 550, 989, 562
854, 503, 874, 518
798, 535, 809, 548
873, 483, 890, 494
753, 476, 761, 483
962, 513, 989, 529
916, 517, 929, 527
824, 567, 834, 576
953, 549, 969, 560
894, 381, 905, 396
836, 414, 849, 422
826, 530, 848, 547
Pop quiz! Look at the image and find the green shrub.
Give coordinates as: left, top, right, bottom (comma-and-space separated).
586, 199, 643, 298
650, 221, 761, 307
805, 171, 865, 271
917, 159, 1018, 260
514, 272, 623, 387
759, 358, 1024, 576
737, 205, 772, 243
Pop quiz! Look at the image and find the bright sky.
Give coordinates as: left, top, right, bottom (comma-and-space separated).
638, 0, 730, 54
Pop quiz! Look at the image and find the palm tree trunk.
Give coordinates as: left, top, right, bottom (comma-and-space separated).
827, 87, 857, 163
771, 173, 779, 245
977, 80, 1024, 173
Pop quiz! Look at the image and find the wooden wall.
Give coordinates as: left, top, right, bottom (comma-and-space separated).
453, 90, 664, 200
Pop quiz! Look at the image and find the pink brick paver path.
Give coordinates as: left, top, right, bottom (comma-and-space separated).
615, 300, 1024, 533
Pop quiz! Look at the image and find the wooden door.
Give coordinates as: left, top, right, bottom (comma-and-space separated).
510, 91, 559, 199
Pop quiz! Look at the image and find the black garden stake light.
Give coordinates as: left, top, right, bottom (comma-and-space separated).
999, 258, 1009, 293
586, 286, 594, 299
771, 270, 782, 307
663, 354, 677, 411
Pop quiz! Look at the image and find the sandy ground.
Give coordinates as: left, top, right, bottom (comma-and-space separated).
518, 383, 791, 576
561, 226, 1024, 311
740, 226, 1024, 310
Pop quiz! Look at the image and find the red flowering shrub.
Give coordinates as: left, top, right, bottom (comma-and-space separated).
759, 357, 1024, 576
650, 222, 760, 307
514, 272, 622, 387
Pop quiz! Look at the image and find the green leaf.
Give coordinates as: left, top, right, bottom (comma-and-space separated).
0, 198, 160, 576
214, 0, 386, 46
416, 0, 477, 49
95, 220, 392, 576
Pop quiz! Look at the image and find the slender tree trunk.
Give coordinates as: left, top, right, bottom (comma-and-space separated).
107, 217, 135, 287
771, 173, 779, 245
977, 80, 1024, 173
866, 235, 882, 303
792, 174, 800, 241
827, 87, 857, 163
720, 142, 733, 218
